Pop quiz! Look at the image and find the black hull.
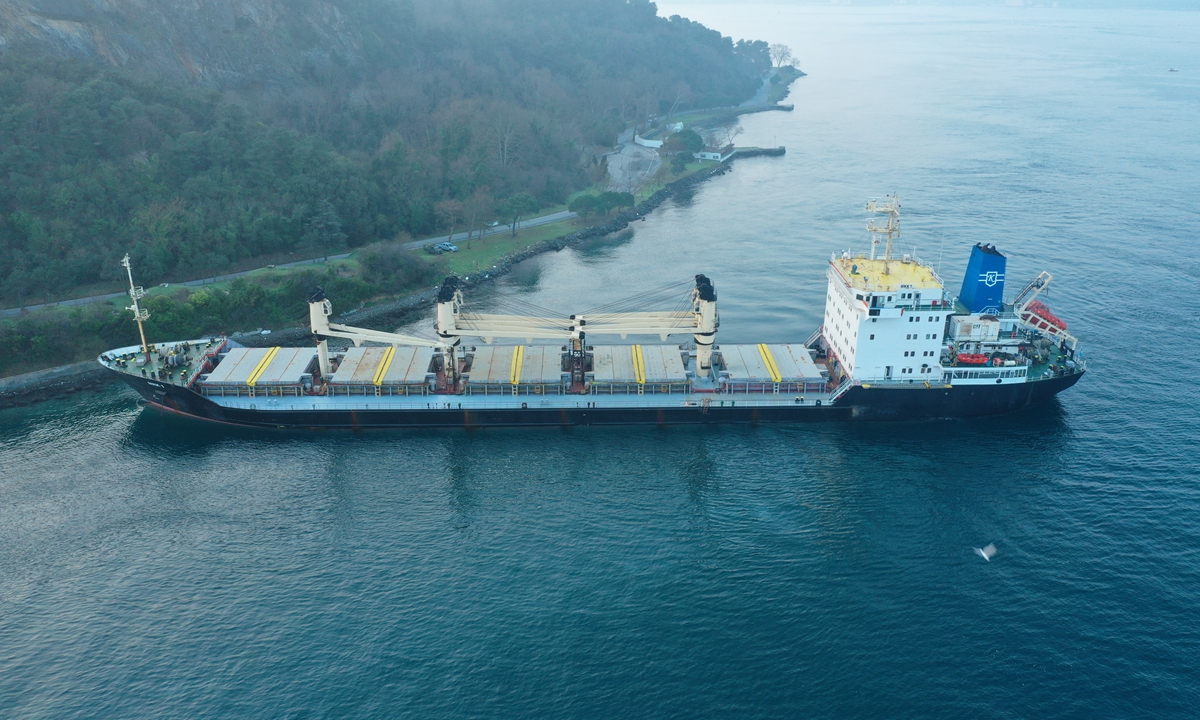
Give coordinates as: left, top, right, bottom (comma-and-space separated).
110, 370, 1084, 429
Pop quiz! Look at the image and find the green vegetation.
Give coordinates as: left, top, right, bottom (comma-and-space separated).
769, 66, 804, 104
0, 0, 771, 309
0, 0, 781, 378
0, 246, 440, 377
567, 192, 635, 219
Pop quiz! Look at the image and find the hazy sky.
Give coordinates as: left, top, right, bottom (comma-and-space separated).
665, 1, 1197, 9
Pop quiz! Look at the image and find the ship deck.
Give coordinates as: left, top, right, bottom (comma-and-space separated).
209, 390, 828, 413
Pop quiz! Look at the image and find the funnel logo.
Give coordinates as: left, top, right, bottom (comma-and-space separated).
980, 271, 1004, 287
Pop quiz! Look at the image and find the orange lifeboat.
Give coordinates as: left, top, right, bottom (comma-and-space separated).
1026, 300, 1067, 331
956, 353, 989, 365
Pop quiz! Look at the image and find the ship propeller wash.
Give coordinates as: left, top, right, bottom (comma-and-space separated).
100, 201, 1084, 428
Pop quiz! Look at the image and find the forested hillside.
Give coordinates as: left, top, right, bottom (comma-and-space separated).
0, 0, 769, 305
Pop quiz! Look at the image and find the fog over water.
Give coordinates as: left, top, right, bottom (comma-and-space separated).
2, 5, 1199, 718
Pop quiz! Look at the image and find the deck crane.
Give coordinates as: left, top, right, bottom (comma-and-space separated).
307, 287, 451, 381
1010, 271, 1078, 351
433, 275, 720, 378
309, 275, 720, 391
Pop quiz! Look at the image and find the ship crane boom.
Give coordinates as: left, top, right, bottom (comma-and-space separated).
307, 287, 448, 381
433, 274, 721, 372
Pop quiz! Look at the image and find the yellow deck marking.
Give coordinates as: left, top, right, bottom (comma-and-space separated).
246, 347, 280, 387
509, 345, 525, 385
632, 345, 646, 384
373, 346, 396, 386
757, 344, 783, 383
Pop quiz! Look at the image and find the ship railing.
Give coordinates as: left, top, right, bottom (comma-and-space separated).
827, 378, 855, 403
231, 396, 838, 412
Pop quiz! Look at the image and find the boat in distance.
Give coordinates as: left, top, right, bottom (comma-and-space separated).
101, 200, 1085, 429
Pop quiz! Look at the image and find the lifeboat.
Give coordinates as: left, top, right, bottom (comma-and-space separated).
956, 353, 989, 365
1025, 300, 1067, 331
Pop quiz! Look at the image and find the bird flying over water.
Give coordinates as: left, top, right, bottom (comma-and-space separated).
974, 543, 997, 562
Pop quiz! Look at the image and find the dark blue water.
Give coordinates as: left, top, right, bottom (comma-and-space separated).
3, 7, 1199, 717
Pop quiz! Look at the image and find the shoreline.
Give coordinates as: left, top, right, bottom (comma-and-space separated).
0, 147, 787, 408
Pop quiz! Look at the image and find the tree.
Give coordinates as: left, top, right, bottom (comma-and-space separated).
568, 194, 600, 219
461, 189, 492, 247
598, 191, 635, 215
497, 193, 539, 236
705, 123, 743, 151
664, 128, 704, 155
303, 199, 347, 262
434, 198, 464, 240
670, 152, 689, 175
769, 43, 793, 68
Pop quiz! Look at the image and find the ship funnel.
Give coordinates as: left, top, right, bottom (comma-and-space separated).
959, 244, 1006, 315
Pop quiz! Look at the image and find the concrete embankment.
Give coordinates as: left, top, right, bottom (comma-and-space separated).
0, 360, 111, 409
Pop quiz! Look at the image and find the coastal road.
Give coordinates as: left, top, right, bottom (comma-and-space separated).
1, 210, 578, 318
400, 209, 576, 251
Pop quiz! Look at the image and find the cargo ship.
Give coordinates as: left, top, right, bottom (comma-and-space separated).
101, 199, 1084, 428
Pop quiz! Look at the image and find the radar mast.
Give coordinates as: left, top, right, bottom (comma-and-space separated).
866, 195, 901, 262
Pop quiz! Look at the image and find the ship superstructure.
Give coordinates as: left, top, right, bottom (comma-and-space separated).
100, 200, 1085, 428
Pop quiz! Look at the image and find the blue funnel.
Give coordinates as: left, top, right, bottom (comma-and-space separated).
959, 244, 1006, 315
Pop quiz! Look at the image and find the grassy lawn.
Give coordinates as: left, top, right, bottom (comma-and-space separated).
633, 160, 718, 203
439, 217, 599, 276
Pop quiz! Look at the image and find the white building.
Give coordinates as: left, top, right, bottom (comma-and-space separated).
821, 254, 949, 383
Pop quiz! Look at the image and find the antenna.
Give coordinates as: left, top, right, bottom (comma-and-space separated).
121, 254, 151, 358
865, 195, 901, 262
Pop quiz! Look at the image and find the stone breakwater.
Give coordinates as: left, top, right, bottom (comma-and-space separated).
0, 361, 111, 409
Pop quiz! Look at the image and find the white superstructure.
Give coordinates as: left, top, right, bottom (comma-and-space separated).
822, 253, 949, 383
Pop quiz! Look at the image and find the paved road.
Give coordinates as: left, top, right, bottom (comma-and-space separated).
740, 73, 773, 108
1, 210, 578, 318
400, 210, 576, 250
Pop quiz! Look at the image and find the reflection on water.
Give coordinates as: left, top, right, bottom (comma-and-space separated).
573, 229, 636, 263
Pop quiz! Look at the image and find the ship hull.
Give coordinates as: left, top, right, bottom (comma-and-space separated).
109, 369, 1084, 429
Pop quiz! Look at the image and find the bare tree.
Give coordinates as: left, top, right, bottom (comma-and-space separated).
461, 189, 491, 248
705, 123, 743, 151
492, 114, 520, 171
434, 199, 464, 240
769, 43, 793, 68
664, 82, 693, 120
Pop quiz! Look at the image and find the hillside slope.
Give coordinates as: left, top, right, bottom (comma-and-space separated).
0, 0, 770, 304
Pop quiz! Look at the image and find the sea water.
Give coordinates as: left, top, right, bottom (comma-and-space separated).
2, 6, 1198, 717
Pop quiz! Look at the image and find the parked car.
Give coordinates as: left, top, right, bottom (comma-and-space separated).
425, 241, 458, 254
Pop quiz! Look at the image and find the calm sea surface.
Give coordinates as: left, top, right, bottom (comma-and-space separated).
3, 6, 1199, 717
